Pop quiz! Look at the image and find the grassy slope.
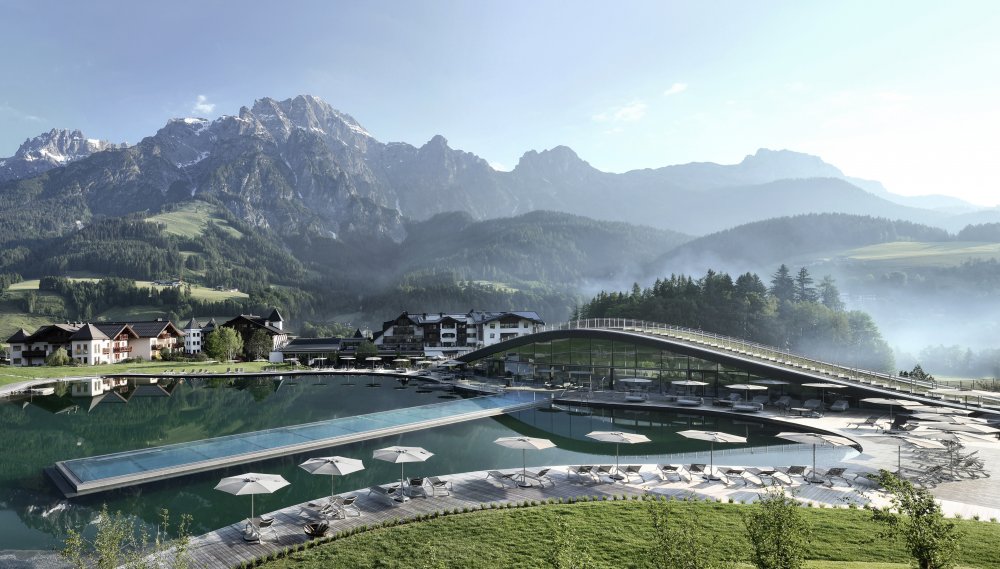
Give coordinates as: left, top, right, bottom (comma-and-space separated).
836, 241, 1000, 268
262, 500, 1000, 569
145, 201, 243, 239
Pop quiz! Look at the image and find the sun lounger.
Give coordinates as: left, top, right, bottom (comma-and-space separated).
774, 396, 792, 410
781, 465, 810, 482
847, 415, 884, 429
252, 517, 278, 541
595, 465, 616, 482
803, 399, 823, 411
301, 500, 337, 520
568, 465, 597, 483
657, 464, 690, 482
816, 467, 854, 487
622, 465, 644, 483
752, 395, 770, 406
830, 399, 849, 412
740, 470, 766, 487
426, 476, 452, 496
733, 401, 763, 412
677, 396, 703, 406
486, 470, 517, 487
523, 468, 554, 487
368, 485, 401, 505
687, 463, 709, 480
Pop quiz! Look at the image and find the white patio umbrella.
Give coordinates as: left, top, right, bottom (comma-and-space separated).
727, 384, 767, 400
908, 413, 988, 424
677, 430, 747, 478
299, 456, 365, 498
671, 380, 708, 396
373, 446, 433, 501
899, 404, 975, 415
859, 433, 946, 473
861, 397, 912, 420
585, 431, 651, 480
775, 432, 856, 483
214, 472, 290, 521
910, 430, 996, 444
494, 436, 556, 487
917, 422, 1000, 435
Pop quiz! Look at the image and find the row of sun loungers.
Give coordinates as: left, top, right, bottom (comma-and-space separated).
563, 463, 868, 488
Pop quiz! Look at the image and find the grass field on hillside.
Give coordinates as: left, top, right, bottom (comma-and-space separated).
260, 499, 1000, 569
146, 202, 242, 238
6, 278, 247, 302
838, 241, 1000, 268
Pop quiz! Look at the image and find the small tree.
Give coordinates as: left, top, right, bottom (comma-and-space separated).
46, 347, 71, 366
203, 327, 243, 361
244, 329, 272, 360
355, 339, 378, 359
742, 489, 810, 569
870, 470, 961, 569
650, 501, 726, 569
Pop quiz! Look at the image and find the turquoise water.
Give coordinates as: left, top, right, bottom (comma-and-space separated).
0, 375, 839, 552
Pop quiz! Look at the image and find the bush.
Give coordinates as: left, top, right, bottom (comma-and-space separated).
743, 489, 810, 569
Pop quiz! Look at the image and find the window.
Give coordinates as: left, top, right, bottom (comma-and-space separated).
490, 333, 495, 339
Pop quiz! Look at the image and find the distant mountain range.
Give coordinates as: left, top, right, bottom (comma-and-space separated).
0, 94, 994, 243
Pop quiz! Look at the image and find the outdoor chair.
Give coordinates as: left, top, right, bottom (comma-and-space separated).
677, 396, 703, 407
749, 467, 792, 486
426, 476, 452, 496
781, 465, 810, 482
406, 477, 429, 498
830, 399, 850, 412
595, 465, 616, 482
486, 470, 517, 487
367, 485, 400, 506
253, 517, 278, 541
774, 395, 792, 410
622, 465, 644, 483
687, 463, 708, 480
523, 468, 554, 487
733, 401, 763, 412
303, 522, 329, 538
568, 465, 597, 483
751, 395, 770, 406
803, 399, 823, 411
301, 500, 336, 520
847, 415, 884, 429
740, 470, 766, 487
657, 464, 689, 482
334, 495, 361, 517
817, 467, 854, 487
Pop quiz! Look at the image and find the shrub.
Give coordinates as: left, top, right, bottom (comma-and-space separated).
742, 489, 810, 569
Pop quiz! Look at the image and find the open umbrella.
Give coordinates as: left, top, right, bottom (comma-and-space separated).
899, 404, 974, 415
494, 436, 556, 487
775, 432, 856, 483
917, 422, 1000, 435
860, 397, 912, 420
908, 413, 988, 424
373, 446, 433, 502
299, 456, 365, 499
677, 430, 747, 479
585, 431, 650, 480
727, 384, 767, 401
859, 433, 946, 473
214, 473, 290, 521
671, 380, 708, 396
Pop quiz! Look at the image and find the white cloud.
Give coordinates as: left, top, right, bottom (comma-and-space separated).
593, 100, 648, 125
663, 82, 688, 96
191, 95, 215, 115
0, 102, 43, 122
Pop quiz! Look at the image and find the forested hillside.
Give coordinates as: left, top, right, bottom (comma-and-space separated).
577, 265, 894, 372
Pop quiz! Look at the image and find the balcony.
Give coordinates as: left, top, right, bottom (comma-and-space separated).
21, 349, 46, 358
114, 346, 133, 354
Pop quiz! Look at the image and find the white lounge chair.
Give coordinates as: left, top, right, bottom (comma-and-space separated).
367, 485, 400, 505
522, 468, 554, 487
426, 476, 451, 496
486, 470, 517, 487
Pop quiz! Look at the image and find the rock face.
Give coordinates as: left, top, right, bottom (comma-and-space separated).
0, 94, 987, 241
0, 129, 123, 183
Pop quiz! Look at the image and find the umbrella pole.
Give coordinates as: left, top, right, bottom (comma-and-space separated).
710, 441, 714, 479
251, 493, 254, 521
400, 463, 405, 502
523, 448, 527, 482
615, 442, 620, 480
811, 444, 817, 483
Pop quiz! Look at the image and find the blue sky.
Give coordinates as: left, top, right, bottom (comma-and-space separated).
2, 0, 998, 205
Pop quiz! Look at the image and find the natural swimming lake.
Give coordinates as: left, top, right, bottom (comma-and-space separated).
0, 375, 851, 554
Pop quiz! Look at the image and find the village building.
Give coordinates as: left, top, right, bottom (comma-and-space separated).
374, 310, 544, 358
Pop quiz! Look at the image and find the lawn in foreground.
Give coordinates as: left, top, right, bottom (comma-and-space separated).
261, 499, 1000, 569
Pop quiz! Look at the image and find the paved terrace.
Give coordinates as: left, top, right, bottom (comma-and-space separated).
173, 409, 1000, 568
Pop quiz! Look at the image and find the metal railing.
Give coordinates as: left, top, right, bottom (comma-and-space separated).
537, 319, 1000, 405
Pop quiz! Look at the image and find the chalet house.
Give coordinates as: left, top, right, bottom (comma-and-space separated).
374, 310, 544, 357
221, 309, 288, 352
6, 319, 183, 366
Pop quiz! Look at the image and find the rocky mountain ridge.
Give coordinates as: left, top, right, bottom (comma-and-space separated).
0, 94, 993, 242
0, 128, 123, 183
